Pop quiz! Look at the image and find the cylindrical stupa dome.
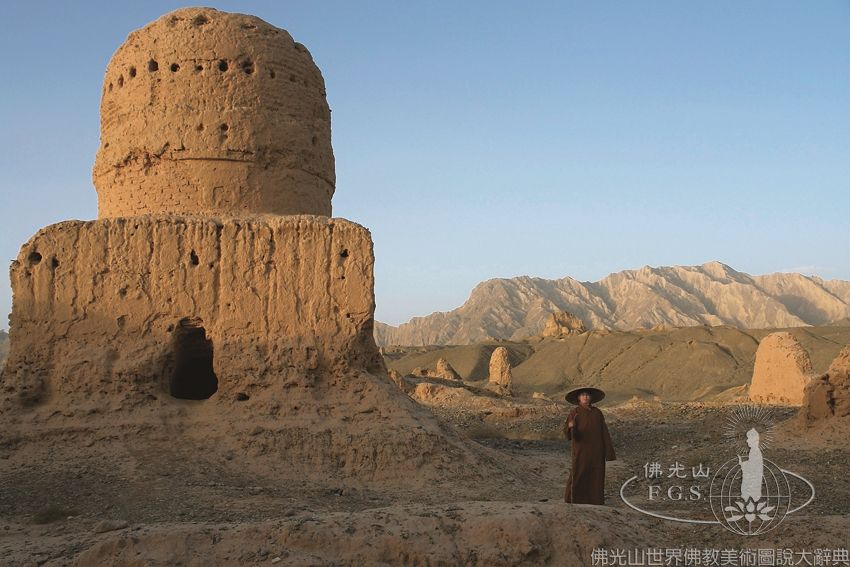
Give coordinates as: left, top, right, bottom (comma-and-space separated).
93, 7, 334, 218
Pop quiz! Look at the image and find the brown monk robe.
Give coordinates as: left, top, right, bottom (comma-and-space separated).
564, 397, 616, 504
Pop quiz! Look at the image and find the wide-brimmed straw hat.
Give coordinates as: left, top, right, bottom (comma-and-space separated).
565, 386, 606, 405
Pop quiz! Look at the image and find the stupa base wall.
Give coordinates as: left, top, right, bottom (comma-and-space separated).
2, 214, 382, 410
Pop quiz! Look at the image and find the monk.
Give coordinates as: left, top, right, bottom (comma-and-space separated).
563, 386, 616, 504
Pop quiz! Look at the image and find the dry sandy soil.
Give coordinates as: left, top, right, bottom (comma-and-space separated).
2, 387, 849, 566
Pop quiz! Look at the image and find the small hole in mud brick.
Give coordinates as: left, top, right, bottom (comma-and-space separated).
129, 66, 137, 78
192, 14, 209, 26
117, 75, 124, 87
196, 123, 204, 131
28, 251, 42, 265
236, 392, 250, 401
118, 287, 128, 297
51, 257, 59, 269
170, 63, 180, 72
148, 60, 159, 72
219, 123, 229, 132
311, 135, 318, 146
269, 70, 276, 78
339, 249, 349, 258
195, 64, 203, 72
190, 250, 199, 265
169, 318, 218, 400
241, 59, 254, 74
218, 60, 229, 72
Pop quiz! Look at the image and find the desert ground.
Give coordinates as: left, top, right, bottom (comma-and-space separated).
2, 356, 849, 565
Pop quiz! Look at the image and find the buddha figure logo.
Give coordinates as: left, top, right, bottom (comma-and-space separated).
710, 427, 792, 535
620, 405, 815, 535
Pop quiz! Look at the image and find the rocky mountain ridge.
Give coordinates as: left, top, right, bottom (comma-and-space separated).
375, 262, 850, 346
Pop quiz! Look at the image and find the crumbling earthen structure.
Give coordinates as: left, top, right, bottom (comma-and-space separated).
0, 4, 528, 502
749, 332, 813, 405
488, 347, 513, 396
1, 8, 373, 412
435, 358, 461, 381
4, 216, 379, 408
801, 345, 850, 421
93, 9, 333, 218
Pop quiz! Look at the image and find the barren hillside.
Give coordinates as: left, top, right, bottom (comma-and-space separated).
376, 262, 850, 346
383, 323, 850, 402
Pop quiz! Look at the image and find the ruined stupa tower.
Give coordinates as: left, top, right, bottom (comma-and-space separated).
2, 8, 382, 410
93, 9, 334, 218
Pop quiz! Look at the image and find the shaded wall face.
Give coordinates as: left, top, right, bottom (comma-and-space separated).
93, 8, 334, 218
3, 216, 381, 409
803, 345, 850, 421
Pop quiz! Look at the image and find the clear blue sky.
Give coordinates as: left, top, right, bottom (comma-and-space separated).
1, 1, 848, 328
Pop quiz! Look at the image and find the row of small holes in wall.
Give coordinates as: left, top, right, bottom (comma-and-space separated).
107, 58, 310, 92
104, 123, 316, 147
192, 123, 230, 136
102, 124, 230, 147
190, 123, 318, 146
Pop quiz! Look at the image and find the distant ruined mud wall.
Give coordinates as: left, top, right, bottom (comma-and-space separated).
802, 345, 850, 422
749, 331, 813, 405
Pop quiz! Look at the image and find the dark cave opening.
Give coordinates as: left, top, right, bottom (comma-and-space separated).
169, 319, 218, 400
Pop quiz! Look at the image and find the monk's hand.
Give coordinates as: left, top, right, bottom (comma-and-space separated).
568, 419, 575, 429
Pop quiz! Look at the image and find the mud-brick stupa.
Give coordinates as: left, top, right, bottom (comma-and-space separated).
2, 8, 378, 410
1, 8, 520, 489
